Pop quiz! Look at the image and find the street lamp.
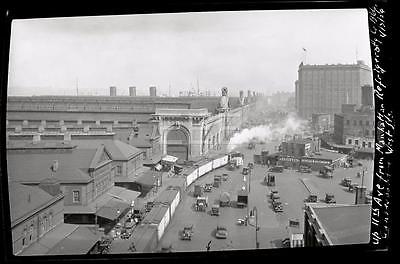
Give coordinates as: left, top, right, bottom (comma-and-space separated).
251, 206, 259, 249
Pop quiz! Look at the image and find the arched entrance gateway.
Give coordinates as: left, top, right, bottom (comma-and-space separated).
166, 127, 189, 161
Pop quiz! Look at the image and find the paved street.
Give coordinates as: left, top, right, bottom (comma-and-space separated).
157, 141, 374, 252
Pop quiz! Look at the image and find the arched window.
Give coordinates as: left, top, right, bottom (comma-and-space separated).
22, 227, 27, 247
49, 211, 53, 227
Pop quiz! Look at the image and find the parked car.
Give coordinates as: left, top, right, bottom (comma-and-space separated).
325, 193, 336, 203
215, 226, 228, 239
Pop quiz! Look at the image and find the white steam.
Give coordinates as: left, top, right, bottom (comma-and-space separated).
227, 113, 308, 152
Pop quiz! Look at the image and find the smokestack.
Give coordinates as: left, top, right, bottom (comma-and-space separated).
253, 91, 256, 97
129, 86, 137, 96
355, 186, 367, 204
110, 86, 117, 96
239, 90, 244, 98
149, 86, 157, 97
361, 85, 373, 107
247, 90, 251, 98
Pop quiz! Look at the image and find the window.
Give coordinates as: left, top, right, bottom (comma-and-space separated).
366, 121, 369, 126
365, 130, 369, 136
72, 190, 80, 203
353, 120, 357, 126
117, 166, 122, 175
359, 120, 363, 126
362, 142, 366, 148
346, 120, 350, 125
348, 139, 352, 145
368, 142, 372, 148
355, 140, 359, 145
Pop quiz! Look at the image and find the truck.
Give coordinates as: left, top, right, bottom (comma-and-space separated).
211, 204, 220, 216
269, 166, 284, 173
266, 173, 275, 186
253, 154, 262, 165
213, 175, 222, 188
237, 189, 248, 208
242, 167, 250, 175
195, 196, 208, 211
194, 184, 203, 197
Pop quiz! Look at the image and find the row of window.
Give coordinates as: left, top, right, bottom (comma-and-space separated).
345, 119, 373, 126
21, 212, 53, 248
347, 139, 373, 148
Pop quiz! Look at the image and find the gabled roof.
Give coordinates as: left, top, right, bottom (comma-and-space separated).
8, 182, 63, 225
71, 139, 142, 161
7, 146, 111, 184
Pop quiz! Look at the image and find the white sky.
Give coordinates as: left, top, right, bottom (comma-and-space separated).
7, 9, 372, 97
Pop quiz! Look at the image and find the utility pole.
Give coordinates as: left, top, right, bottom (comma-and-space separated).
76, 77, 79, 96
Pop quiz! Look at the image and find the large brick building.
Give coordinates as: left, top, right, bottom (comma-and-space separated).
333, 85, 375, 148
6, 88, 255, 161
295, 61, 372, 119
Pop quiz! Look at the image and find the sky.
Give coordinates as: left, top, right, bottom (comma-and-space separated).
7, 9, 372, 97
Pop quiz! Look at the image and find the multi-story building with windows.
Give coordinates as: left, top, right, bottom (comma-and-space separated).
295, 60, 372, 119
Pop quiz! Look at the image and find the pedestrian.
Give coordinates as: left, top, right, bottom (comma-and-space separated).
206, 240, 212, 252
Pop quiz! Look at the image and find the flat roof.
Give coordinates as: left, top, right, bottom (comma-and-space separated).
310, 204, 371, 245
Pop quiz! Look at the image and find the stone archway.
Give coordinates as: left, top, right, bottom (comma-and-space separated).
166, 126, 190, 161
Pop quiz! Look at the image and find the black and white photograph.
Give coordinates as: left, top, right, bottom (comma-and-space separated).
1, 3, 392, 258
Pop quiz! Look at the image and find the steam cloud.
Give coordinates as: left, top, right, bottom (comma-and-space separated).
227, 113, 308, 152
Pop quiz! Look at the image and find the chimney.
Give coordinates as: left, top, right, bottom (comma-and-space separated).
110, 86, 117, 96
129, 86, 136, 96
149, 86, 157, 97
33, 134, 41, 144
355, 186, 367, 204
247, 90, 251, 98
361, 85, 374, 107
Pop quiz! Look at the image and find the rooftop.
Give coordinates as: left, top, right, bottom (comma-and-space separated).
7, 146, 111, 184
8, 182, 63, 225
309, 203, 371, 245
70, 139, 142, 160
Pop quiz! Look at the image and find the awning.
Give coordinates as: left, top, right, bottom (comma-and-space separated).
107, 186, 141, 204
96, 199, 130, 221
161, 155, 178, 163
46, 226, 100, 255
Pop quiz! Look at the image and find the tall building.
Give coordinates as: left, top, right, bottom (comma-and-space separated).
295, 60, 372, 119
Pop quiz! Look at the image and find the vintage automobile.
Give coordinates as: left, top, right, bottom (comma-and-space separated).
215, 226, 228, 239
242, 167, 250, 175
325, 193, 336, 204
341, 177, 352, 187
304, 194, 318, 203
204, 183, 213, 192
180, 226, 194, 240
348, 183, 359, 192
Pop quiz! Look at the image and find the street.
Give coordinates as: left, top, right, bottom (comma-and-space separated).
157, 141, 374, 252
